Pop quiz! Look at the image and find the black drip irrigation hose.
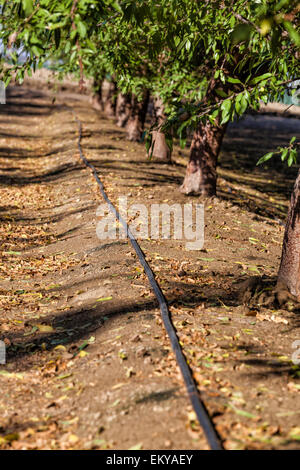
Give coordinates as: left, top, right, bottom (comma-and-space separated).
71, 111, 223, 451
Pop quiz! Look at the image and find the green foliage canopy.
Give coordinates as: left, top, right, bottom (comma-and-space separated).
0, 0, 299, 159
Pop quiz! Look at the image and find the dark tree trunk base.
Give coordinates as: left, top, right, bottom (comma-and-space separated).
150, 131, 171, 162
239, 276, 300, 312
116, 93, 131, 127
179, 165, 216, 196
127, 125, 142, 142
90, 92, 103, 111
149, 97, 172, 162
180, 121, 227, 197
126, 91, 149, 142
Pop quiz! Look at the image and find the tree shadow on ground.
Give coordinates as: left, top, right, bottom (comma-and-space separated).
0, 202, 95, 225
3, 283, 299, 390
134, 388, 179, 404
3, 296, 159, 370
0, 162, 82, 185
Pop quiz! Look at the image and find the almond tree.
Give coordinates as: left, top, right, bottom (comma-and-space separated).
84, 0, 299, 193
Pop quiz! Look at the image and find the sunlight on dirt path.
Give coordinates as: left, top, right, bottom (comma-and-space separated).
0, 83, 300, 449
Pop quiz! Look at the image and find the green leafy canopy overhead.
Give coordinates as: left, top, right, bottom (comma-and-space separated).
0, 1, 299, 160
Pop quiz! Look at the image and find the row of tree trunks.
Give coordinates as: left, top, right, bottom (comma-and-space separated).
180, 120, 227, 196
91, 81, 151, 144
89, 80, 299, 301
91, 82, 227, 176
91, 82, 171, 159
91, 79, 117, 118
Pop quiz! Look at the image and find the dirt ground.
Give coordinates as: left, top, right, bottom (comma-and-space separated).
0, 81, 300, 450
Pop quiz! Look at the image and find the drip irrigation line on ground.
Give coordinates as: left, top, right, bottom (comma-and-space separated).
70, 110, 223, 451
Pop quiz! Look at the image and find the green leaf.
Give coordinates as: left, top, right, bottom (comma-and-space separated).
256, 152, 274, 165
250, 73, 272, 85
227, 77, 242, 84
78, 340, 88, 352
22, 0, 33, 16
235, 93, 248, 115
128, 442, 143, 450
231, 24, 253, 43
288, 149, 297, 167
56, 373, 73, 380
283, 20, 300, 47
186, 39, 192, 51
77, 21, 87, 39
281, 148, 288, 161
230, 405, 257, 419
179, 136, 187, 149
111, 1, 123, 14
220, 99, 232, 124
96, 296, 113, 302
221, 99, 231, 114
31, 45, 43, 57
215, 88, 228, 98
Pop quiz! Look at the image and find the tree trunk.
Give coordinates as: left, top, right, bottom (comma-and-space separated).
149, 96, 172, 162
90, 81, 103, 111
116, 93, 132, 127
126, 91, 150, 142
91, 92, 103, 111
91, 86, 103, 111
180, 121, 227, 196
102, 79, 117, 119
277, 168, 300, 297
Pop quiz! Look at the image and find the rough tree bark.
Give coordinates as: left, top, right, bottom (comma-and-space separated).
126, 91, 150, 142
149, 96, 172, 162
102, 79, 117, 119
277, 168, 300, 298
115, 93, 132, 127
180, 120, 227, 196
